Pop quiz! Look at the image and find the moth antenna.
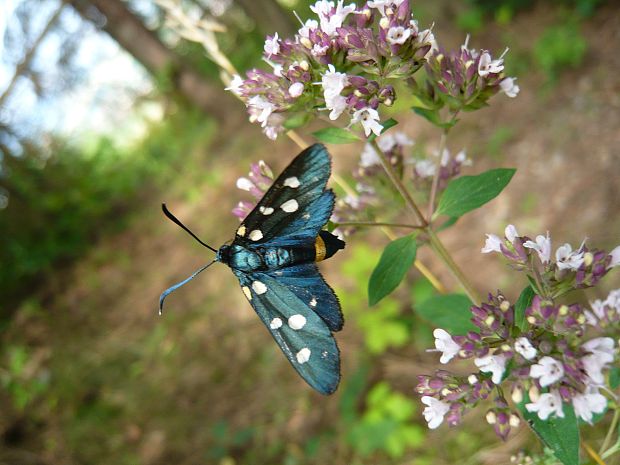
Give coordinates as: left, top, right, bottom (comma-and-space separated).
159, 260, 216, 315
161, 203, 217, 253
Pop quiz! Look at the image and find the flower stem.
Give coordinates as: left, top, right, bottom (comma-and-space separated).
600, 406, 620, 455
427, 228, 480, 304
427, 129, 448, 221
369, 136, 480, 303
583, 441, 607, 465
369, 138, 427, 226
337, 221, 422, 230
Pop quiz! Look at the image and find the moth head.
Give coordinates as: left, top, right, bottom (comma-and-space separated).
216, 244, 231, 264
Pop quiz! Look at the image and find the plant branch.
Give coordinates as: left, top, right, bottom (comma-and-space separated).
337, 221, 423, 230
369, 138, 427, 227
600, 406, 620, 455
427, 229, 480, 303
427, 128, 448, 221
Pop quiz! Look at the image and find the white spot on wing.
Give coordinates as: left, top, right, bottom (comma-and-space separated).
302, 213, 310, 220
296, 347, 311, 364
284, 176, 300, 188
242, 286, 252, 300
309, 297, 317, 307
288, 314, 306, 330
249, 229, 263, 241
270, 318, 282, 329
280, 199, 299, 213
237, 225, 246, 237
252, 280, 267, 294
259, 206, 274, 215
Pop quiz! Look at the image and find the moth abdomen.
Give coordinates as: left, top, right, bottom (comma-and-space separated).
315, 230, 345, 262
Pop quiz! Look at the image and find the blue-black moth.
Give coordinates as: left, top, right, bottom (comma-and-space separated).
159, 143, 345, 395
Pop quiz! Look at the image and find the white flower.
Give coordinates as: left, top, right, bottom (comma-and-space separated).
386, 26, 412, 45
261, 113, 285, 140
414, 159, 436, 178
312, 43, 329, 57
478, 50, 505, 77
572, 387, 607, 424
525, 390, 564, 420
500, 77, 520, 98
454, 149, 472, 166
555, 243, 585, 271
311, 0, 356, 36
351, 108, 383, 137
270, 62, 283, 77
421, 396, 450, 429
225, 74, 244, 96
474, 354, 507, 384
321, 64, 348, 98
608, 245, 620, 269
524, 232, 551, 264
298, 19, 318, 39
288, 82, 304, 98
417, 29, 438, 57
376, 132, 413, 152
530, 356, 564, 387
514, 337, 537, 360
367, 0, 406, 16
505, 224, 519, 243
247, 96, 275, 127
325, 94, 347, 120
582, 355, 606, 385
236, 177, 254, 191
481, 234, 502, 254
433, 328, 460, 364
360, 144, 380, 168
583, 337, 615, 364
605, 289, 620, 312
264, 32, 280, 57
310, 0, 334, 17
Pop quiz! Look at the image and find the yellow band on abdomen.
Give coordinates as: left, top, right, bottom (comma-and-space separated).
315, 235, 327, 262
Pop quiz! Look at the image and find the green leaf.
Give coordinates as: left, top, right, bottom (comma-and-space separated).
368, 118, 399, 142
283, 113, 312, 130
514, 286, 535, 332
414, 294, 477, 334
312, 127, 360, 144
436, 168, 516, 218
517, 398, 580, 465
412, 107, 457, 129
368, 234, 417, 306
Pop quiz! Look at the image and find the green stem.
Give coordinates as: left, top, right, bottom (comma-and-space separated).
337, 221, 422, 230
369, 138, 427, 226
600, 406, 620, 455
428, 229, 481, 304
369, 136, 480, 304
427, 129, 448, 221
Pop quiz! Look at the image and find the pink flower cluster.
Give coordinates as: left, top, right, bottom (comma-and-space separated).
227, 1, 439, 139
416, 226, 620, 439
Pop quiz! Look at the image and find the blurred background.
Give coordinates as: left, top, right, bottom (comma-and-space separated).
1, 0, 619, 464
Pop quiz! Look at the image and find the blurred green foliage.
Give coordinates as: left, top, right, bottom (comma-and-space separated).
339, 244, 412, 354
533, 19, 587, 84
0, 107, 215, 312
347, 382, 424, 458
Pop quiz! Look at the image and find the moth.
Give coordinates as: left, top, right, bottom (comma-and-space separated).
159, 143, 345, 395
